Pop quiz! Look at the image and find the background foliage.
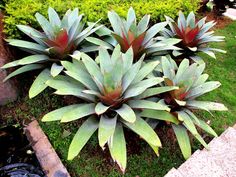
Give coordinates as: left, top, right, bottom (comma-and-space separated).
3, 0, 201, 38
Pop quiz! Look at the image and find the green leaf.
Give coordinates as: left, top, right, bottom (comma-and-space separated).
122, 58, 143, 93
3, 64, 44, 82
132, 61, 160, 83
137, 86, 179, 99
98, 47, 112, 73
48, 7, 61, 28
123, 116, 162, 147
86, 37, 113, 50
137, 15, 150, 34
143, 22, 167, 45
140, 110, 179, 124
29, 69, 52, 98
174, 59, 189, 82
95, 102, 109, 115
185, 110, 217, 137
124, 78, 164, 98
172, 124, 192, 159
81, 53, 103, 86
42, 104, 79, 122
7, 39, 47, 53
61, 103, 95, 122
128, 100, 170, 111
62, 61, 97, 91
51, 63, 64, 77
35, 12, 54, 39
98, 115, 117, 148
115, 104, 136, 123
68, 116, 98, 160
186, 101, 228, 111
186, 81, 221, 99
18, 55, 49, 65
108, 123, 127, 173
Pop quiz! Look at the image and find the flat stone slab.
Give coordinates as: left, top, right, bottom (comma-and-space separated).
224, 8, 236, 20
25, 120, 71, 177
165, 125, 236, 177
164, 168, 183, 177
178, 150, 226, 177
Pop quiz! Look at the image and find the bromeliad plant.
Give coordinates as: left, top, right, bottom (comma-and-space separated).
85, 7, 180, 60
41, 46, 177, 173
141, 57, 227, 159
1, 7, 101, 98
161, 11, 226, 62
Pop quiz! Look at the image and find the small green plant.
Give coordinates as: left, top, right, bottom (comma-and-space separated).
1, 7, 101, 98
86, 7, 180, 60
141, 57, 228, 159
42, 46, 176, 173
3, 0, 201, 38
161, 11, 226, 62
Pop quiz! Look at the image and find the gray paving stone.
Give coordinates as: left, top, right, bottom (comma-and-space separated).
178, 150, 226, 177
202, 127, 236, 177
164, 168, 183, 177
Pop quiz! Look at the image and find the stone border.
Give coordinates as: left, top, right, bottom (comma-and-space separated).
24, 120, 71, 177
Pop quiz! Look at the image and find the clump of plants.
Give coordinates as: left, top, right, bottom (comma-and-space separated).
86, 7, 180, 60
1, 7, 228, 174
1, 7, 101, 98
161, 11, 226, 62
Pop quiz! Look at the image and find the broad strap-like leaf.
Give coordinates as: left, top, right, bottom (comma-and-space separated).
17, 25, 46, 46
98, 115, 117, 148
115, 104, 136, 123
48, 7, 61, 29
81, 53, 103, 87
61, 103, 95, 122
128, 100, 170, 111
140, 110, 179, 124
108, 123, 127, 174
142, 22, 167, 46
42, 104, 79, 122
137, 15, 150, 34
86, 37, 113, 50
172, 124, 192, 159
185, 110, 217, 137
124, 77, 164, 98
35, 12, 54, 39
6, 39, 47, 53
3, 64, 44, 82
123, 116, 162, 147
68, 116, 99, 160
137, 86, 179, 99
178, 111, 208, 149
1, 55, 49, 69
29, 69, 52, 98
132, 61, 160, 84
186, 81, 221, 99
62, 61, 98, 91
186, 101, 228, 111
51, 63, 64, 77
95, 102, 109, 115
122, 58, 143, 93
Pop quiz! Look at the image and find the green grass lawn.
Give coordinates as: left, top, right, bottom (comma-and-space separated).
1, 21, 236, 177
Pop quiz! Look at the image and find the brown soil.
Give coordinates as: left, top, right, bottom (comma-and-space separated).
203, 11, 233, 29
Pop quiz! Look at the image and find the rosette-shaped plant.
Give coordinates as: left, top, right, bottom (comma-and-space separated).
85, 7, 180, 60
41, 46, 176, 173
161, 11, 226, 62
141, 57, 228, 159
1, 7, 101, 98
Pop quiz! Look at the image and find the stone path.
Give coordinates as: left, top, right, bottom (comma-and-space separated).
224, 8, 236, 20
165, 124, 236, 177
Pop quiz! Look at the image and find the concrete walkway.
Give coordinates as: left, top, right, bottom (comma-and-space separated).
165, 124, 236, 177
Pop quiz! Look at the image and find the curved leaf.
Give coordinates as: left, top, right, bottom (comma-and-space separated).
68, 116, 98, 160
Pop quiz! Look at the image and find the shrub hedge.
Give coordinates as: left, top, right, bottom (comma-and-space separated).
3, 0, 201, 38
